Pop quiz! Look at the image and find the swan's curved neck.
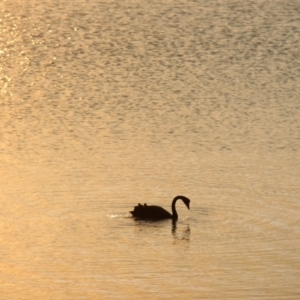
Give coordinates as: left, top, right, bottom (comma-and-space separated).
171, 196, 181, 220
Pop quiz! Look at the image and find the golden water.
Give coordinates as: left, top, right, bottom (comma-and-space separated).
1, 0, 300, 299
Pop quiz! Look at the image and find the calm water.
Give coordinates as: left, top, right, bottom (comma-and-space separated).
1, 0, 300, 299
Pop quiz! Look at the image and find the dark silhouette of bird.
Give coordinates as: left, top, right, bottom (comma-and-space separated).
130, 195, 190, 221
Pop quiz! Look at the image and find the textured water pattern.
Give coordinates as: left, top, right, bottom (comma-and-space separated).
1, 0, 300, 299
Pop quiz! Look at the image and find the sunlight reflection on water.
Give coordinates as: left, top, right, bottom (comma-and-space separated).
0, 0, 300, 299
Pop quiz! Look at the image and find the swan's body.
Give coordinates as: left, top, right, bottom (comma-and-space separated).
130, 195, 190, 221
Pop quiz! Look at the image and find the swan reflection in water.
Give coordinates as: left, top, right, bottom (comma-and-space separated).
130, 195, 190, 221
172, 223, 190, 241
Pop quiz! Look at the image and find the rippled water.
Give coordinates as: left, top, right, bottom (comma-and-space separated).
1, 0, 300, 299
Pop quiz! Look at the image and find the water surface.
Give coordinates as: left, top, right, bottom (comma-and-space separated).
1, 0, 300, 299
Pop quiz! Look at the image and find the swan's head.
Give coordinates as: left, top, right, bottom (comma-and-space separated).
175, 195, 190, 209
183, 197, 190, 209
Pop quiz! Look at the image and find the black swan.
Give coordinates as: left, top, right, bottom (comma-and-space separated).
130, 195, 190, 221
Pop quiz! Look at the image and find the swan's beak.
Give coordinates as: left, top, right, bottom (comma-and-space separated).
187, 202, 190, 209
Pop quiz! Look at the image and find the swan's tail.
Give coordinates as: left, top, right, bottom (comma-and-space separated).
130, 203, 148, 216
